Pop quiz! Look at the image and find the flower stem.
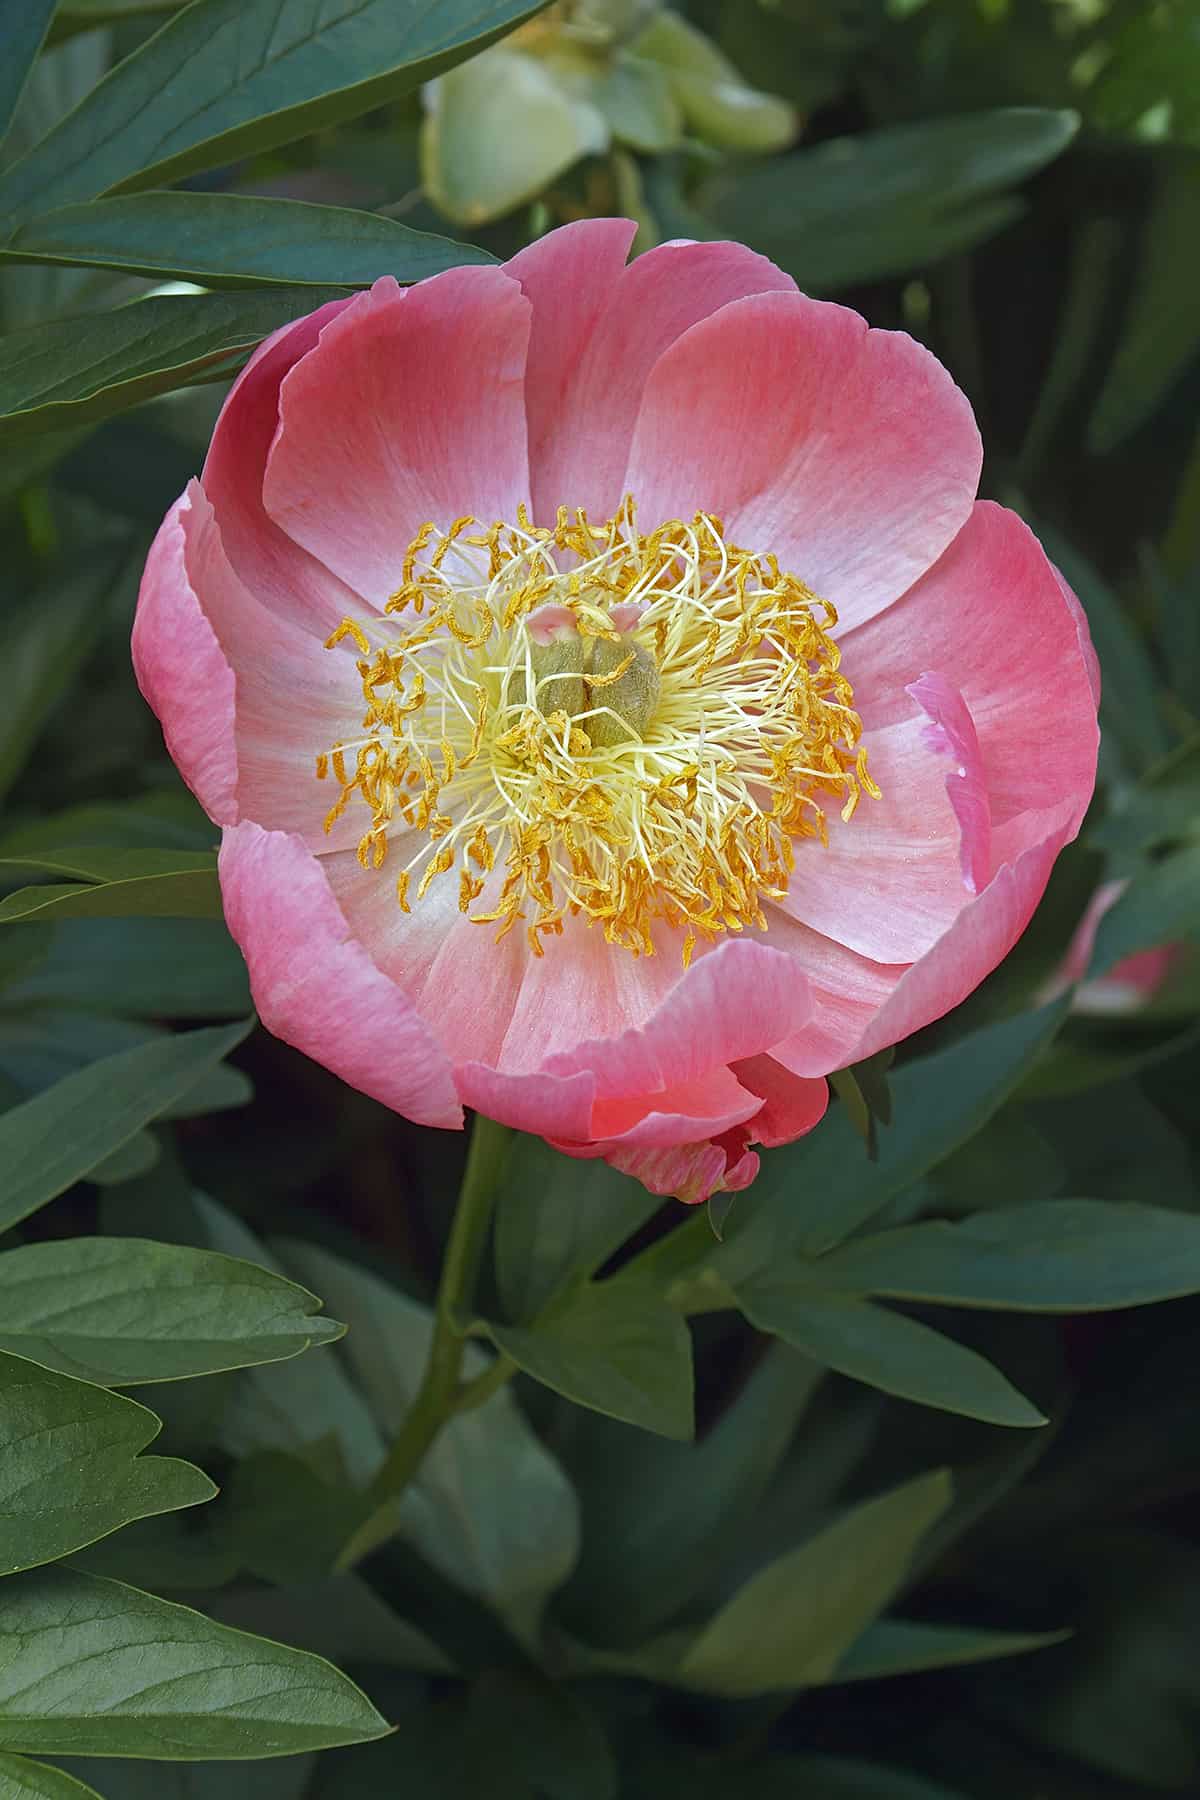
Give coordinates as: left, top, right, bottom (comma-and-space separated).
344, 1113, 512, 1559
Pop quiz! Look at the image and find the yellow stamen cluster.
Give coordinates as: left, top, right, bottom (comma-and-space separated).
317, 499, 878, 960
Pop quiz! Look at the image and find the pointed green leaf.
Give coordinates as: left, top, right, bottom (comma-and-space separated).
556, 1343, 820, 1649
5, 920, 250, 1020
0, 560, 122, 806
735, 1287, 1045, 1428
6, 193, 492, 289
488, 1283, 694, 1440
701, 999, 1071, 1288
0, 0, 553, 217
1090, 158, 1200, 451
0, 1013, 250, 1116
0, 1018, 253, 1233
494, 1134, 662, 1324
671, 1470, 953, 1695
806, 1201, 1200, 1312
0, 1567, 391, 1757
0, 1351, 214, 1575
274, 1239, 580, 1629
1039, 526, 1168, 774
0, 289, 348, 443
0, 1755, 103, 1800
0, 1237, 342, 1386
835, 1618, 1069, 1684
53, 1756, 311, 1800
0, 867, 221, 923
699, 108, 1078, 292
0, 2, 57, 148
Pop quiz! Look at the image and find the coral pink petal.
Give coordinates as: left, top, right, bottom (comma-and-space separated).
542, 939, 814, 1097
218, 823, 461, 1128
322, 847, 532, 1070
506, 221, 796, 522
907, 671, 992, 895
598, 1138, 760, 1206
846, 802, 1080, 1064
623, 292, 981, 632
843, 502, 1099, 832
456, 1059, 597, 1142
758, 907, 906, 1078
776, 711, 979, 963
731, 1056, 830, 1146
202, 296, 363, 635
494, 910, 689, 1073
1051, 562, 1102, 708
151, 482, 365, 848
133, 491, 237, 825
588, 1065, 762, 1145
263, 269, 531, 608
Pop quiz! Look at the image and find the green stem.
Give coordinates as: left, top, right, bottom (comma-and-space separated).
455, 1351, 518, 1414
364, 1113, 512, 1511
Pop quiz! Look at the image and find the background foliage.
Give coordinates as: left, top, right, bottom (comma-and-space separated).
0, 1, 1198, 1795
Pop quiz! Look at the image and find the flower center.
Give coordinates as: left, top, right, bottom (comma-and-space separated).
317, 499, 878, 962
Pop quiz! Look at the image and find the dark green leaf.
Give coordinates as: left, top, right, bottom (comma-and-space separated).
804, 1200, 1200, 1312
210, 1573, 452, 1676
0, 1236, 342, 1386
0, 559, 123, 806
0, 288, 348, 442
0, 2, 57, 149
0, 850, 221, 923
87, 1133, 160, 1187
6, 192, 492, 289
54, 1756, 312, 1800
212, 1449, 362, 1587
1090, 157, 1200, 450
0, 1567, 390, 1757
461, 1672, 616, 1800
4, 919, 250, 1019
0, 1018, 252, 1233
699, 109, 1077, 291
69, 1508, 243, 1593
493, 1133, 662, 1324
0, 1351, 214, 1574
488, 1283, 694, 1440
0, 1755, 103, 1800
666, 1470, 952, 1695
0, 0, 553, 216
273, 1238, 580, 1627
0, 794, 214, 858
555, 1343, 820, 1649
699, 999, 1071, 1289
1089, 846, 1200, 975
1021, 1018, 1200, 1099
1039, 526, 1168, 775
0, 1011, 249, 1112
734, 1287, 1045, 1428
1093, 730, 1200, 857
835, 1618, 1069, 1684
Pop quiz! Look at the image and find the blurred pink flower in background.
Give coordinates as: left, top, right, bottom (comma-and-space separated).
133, 219, 1099, 1204
1057, 879, 1178, 1016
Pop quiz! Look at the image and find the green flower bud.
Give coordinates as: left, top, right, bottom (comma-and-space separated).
421, 46, 608, 225
630, 8, 798, 154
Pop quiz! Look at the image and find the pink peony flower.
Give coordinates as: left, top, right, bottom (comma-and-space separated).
1055, 879, 1177, 1016
133, 220, 1099, 1205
